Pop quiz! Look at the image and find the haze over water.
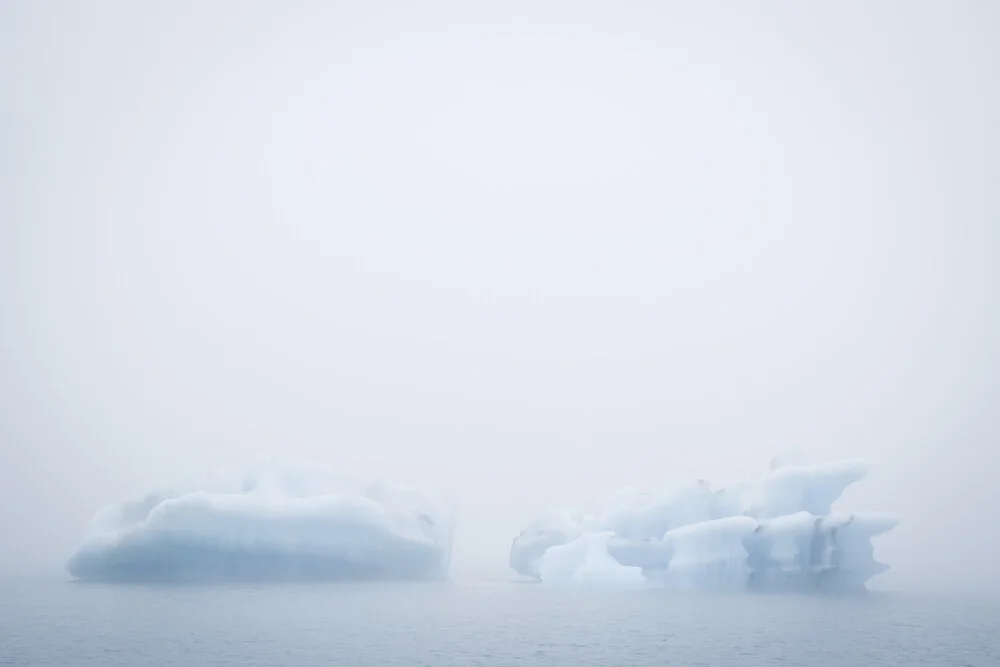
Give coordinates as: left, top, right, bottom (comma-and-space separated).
2, 1, 999, 665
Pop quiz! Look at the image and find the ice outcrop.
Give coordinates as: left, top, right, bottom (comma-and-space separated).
67, 459, 456, 582
537, 532, 646, 585
510, 459, 897, 592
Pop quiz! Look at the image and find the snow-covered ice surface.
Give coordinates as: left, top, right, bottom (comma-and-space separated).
67, 459, 456, 582
510, 458, 897, 592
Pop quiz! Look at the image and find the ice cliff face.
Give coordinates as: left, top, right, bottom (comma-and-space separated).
67, 459, 455, 582
510, 459, 896, 592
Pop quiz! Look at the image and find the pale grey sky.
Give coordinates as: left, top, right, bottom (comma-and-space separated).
1, 1, 998, 588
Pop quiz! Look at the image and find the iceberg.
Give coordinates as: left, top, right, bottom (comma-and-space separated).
537, 531, 646, 584
510, 458, 897, 592
67, 459, 456, 582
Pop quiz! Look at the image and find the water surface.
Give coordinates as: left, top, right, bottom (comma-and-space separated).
1, 578, 995, 666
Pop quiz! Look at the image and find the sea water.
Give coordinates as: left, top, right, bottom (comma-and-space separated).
1, 578, 996, 666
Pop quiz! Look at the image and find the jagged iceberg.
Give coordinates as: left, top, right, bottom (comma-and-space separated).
510, 458, 897, 592
67, 460, 456, 582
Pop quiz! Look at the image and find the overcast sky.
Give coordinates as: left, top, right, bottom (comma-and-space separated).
1, 1, 998, 589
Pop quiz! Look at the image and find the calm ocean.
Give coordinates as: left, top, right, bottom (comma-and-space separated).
1, 578, 996, 666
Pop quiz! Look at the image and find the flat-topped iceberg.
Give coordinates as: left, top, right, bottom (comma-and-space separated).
510, 458, 897, 592
67, 459, 455, 582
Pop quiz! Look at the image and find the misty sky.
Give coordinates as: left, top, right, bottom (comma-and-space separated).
1, 1, 998, 589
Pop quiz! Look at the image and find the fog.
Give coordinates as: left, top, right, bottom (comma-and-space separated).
1, 1, 997, 590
